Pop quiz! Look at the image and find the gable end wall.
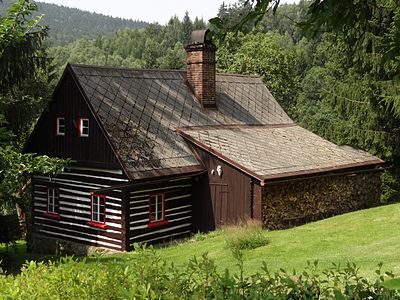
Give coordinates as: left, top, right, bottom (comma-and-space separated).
25, 71, 120, 167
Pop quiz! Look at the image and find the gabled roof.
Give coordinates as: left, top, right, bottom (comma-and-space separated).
178, 124, 384, 181
68, 64, 293, 179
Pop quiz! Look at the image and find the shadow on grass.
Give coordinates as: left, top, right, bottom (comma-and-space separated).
0, 241, 59, 276
0, 241, 139, 276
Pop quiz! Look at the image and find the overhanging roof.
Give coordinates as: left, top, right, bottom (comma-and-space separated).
178, 124, 384, 182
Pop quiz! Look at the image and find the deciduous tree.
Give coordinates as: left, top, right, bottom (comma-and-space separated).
0, 0, 69, 239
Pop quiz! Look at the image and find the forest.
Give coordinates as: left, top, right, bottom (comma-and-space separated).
0, 0, 148, 45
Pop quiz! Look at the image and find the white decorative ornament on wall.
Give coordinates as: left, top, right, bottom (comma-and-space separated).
216, 165, 223, 177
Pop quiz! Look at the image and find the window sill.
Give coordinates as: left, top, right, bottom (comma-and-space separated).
87, 221, 107, 229
148, 220, 168, 228
43, 212, 61, 220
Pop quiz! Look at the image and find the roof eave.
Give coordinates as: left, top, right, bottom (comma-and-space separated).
178, 128, 386, 185
262, 159, 386, 183
128, 165, 205, 181
91, 167, 207, 194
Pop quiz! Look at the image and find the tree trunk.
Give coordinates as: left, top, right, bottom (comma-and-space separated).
15, 200, 27, 239
13, 179, 31, 240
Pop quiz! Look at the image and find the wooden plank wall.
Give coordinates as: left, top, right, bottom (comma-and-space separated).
33, 166, 129, 250
128, 176, 193, 247
25, 72, 120, 167
189, 144, 252, 230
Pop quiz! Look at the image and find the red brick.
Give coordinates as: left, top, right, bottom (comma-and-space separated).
185, 43, 216, 108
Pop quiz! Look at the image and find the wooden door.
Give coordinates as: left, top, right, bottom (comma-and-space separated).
210, 183, 229, 227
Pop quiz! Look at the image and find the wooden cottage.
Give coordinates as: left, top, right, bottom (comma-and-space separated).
25, 30, 384, 254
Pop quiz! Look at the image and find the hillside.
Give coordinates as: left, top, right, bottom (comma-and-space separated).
1, 203, 400, 298
156, 203, 400, 278
2, 203, 400, 279
0, 1, 148, 45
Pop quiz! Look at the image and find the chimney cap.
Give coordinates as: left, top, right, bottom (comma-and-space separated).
190, 29, 212, 45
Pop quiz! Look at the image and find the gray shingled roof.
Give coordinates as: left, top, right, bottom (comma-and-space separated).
69, 64, 293, 178
178, 124, 384, 180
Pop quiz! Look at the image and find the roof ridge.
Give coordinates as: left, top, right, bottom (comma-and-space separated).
69, 63, 186, 74
69, 63, 262, 79
216, 72, 261, 79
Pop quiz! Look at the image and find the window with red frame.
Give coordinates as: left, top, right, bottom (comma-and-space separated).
91, 194, 106, 224
56, 117, 65, 136
78, 118, 89, 137
148, 193, 166, 227
47, 187, 60, 216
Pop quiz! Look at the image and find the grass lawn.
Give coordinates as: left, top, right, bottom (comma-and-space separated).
155, 203, 400, 278
2, 203, 400, 279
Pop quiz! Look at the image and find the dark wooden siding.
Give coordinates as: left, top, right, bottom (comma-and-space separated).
33, 166, 129, 250
128, 176, 193, 248
191, 173, 215, 232
25, 72, 119, 167
190, 144, 252, 231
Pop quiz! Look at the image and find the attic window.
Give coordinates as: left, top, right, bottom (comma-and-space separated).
56, 117, 65, 136
78, 118, 89, 137
148, 193, 167, 228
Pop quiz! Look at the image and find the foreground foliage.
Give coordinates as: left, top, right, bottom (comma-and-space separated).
0, 245, 399, 300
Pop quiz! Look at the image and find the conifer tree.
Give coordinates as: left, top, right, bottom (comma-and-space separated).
182, 11, 192, 45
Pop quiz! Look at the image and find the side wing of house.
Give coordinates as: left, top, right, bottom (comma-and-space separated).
126, 175, 195, 248
179, 125, 385, 231
25, 70, 130, 253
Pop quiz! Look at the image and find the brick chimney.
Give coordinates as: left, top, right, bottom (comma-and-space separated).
185, 29, 217, 108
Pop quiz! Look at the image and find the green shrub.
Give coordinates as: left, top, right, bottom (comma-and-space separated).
224, 220, 269, 251
0, 245, 399, 299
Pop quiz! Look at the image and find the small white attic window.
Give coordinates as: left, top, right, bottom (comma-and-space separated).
56, 117, 65, 136
78, 118, 89, 137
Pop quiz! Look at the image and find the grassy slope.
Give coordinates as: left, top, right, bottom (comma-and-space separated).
2, 203, 400, 278
156, 203, 400, 278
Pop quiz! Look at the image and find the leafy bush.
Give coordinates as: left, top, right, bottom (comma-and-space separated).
224, 220, 269, 251
0, 245, 399, 299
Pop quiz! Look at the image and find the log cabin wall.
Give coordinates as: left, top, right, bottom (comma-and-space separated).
189, 144, 252, 231
262, 170, 381, 229
32, 166, 129, 252
127, 176, 193, 248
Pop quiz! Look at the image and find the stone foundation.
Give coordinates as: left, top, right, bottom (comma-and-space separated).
262, 171, 381, 229
30, 233, 122, 256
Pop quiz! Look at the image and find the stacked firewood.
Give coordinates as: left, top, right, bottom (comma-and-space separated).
262, 172, 381, 230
